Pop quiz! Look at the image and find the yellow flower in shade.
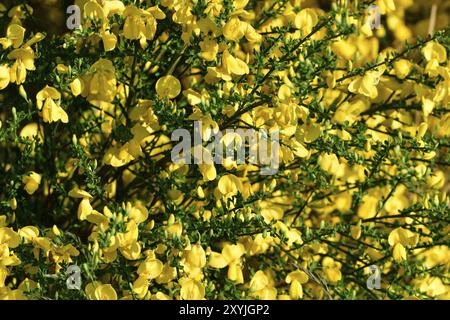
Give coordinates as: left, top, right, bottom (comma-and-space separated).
85, 282, 118, 300
7, 24, 25, 48
100, 30, 117, 52
132, 276, 149, 299
132, 253, 164, 298
199, 38, 219, 61
81, 58, 117, 108
417, 276, 448, 298
36, 86, 68, 123
22, 172, 41, 195
0, 23, 25, 49
156, 75, 181, 99
322, 257, 342, 284
0, 65, 10, 90
103, 143, 135, 168
77, 198, 93, 221
0, 227, 21, 248
350, 225, 362, 240
357, 194, 378, 219
7, 47, 36, 85
182, 244, 206, 278
249, 270, 277, 299
83, 1, 106, 23
69, 78, 84, 97
179, 277, 205, 300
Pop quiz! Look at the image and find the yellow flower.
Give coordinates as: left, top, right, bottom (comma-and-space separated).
222, 49, 249, 76
322, 257, 342, 284
7, 47, 36, 85
86, 282, 118, 300
69, 78, 84, 97
393, 59, 412, 79
393, 243, 407, 262
0, 23, 25, 49
348, 69, 385, 99
286, 270, 308, 299
388, 227, 418, 247
183, 244, 206, 272
417, 276, 448, 298
156, 263, 177, 284
126, 202, 149, 224
0, 227, 21, 248
357, 194, 378, 219
218, 174, 244, 198
22, 172, 41, 195
377, 0, 395, 14
0, 65, 10, 90
208, 243, 245, 283
199, 38, 219, 61
36, 86, 68, 124
295, 8, 319, 35
18, 226, 39, 243
68, 187, 93, 199
223, 17, 246, 41
422, 41, 447, 63
179, 277, 205, 300
249, 270, 277, 299
81, 58, 117, 108
77, 198, 93, 221
123, 5, 165, 48
20, 122, 43, 144
137, 256, 164, 280
132, 276, 149, 299
156, 75, 181, 99
100, 30, 117, 52
350, 225, 362, 240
